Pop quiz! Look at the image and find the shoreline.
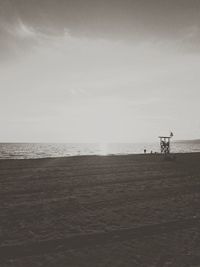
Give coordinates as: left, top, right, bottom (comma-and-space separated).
0, 151, 200, 161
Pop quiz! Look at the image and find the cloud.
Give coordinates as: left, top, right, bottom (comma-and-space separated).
1, 0, 200, 59
0, 20, 37, 59
13, 19, 37, 38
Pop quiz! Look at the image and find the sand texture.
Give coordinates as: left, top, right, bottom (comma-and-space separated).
0, 153, 200, 266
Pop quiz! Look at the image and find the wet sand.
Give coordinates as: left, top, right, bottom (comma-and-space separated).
0, 153, 200, 266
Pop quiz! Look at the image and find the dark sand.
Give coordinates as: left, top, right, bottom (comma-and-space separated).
0, 153, 200, 266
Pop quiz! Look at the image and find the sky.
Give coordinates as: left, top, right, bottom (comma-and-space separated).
0, 0, 200, 142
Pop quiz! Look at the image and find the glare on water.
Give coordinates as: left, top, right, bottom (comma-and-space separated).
99, 143, 108, 155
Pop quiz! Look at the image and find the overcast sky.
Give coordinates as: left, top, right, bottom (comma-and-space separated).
0, 0, 200, 142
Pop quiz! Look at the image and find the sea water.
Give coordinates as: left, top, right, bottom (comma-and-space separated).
0, 141, 200, 159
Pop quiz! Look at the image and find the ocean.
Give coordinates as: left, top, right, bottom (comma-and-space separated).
0, 140, 200, 159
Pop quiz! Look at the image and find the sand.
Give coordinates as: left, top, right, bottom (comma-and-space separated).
0, 153, 200, 266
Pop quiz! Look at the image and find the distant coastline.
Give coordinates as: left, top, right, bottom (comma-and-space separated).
174, 139, 200, 143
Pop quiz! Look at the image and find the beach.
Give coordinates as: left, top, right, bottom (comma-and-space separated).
1, 153, 200, 266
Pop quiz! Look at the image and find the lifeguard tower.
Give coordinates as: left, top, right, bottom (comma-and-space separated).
159, 132, 173, 154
